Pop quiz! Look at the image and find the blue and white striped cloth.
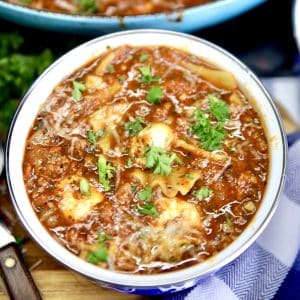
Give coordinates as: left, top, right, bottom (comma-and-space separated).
164, 78, 300, 300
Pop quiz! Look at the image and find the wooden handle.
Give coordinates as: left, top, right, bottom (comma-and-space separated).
0, 243, 42, 300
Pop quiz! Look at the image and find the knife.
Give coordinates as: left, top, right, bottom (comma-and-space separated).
0, 144, 41, 300
0, 219, 42, 300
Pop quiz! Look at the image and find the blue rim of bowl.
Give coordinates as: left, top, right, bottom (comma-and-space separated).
5, 29, 287, 288
0, 0, 265, 21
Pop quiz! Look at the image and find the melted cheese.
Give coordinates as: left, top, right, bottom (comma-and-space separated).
58, 176, 103, 221
130, 168, 202, 198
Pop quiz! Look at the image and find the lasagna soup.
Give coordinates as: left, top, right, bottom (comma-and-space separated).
7, 0, 214, 16
23, 45, 268, 274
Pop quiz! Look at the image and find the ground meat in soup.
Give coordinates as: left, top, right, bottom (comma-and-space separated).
23, 45, 268, 274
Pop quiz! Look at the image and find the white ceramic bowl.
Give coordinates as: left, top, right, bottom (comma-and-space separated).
5, 30, 287, 296
294, 0, 300, 50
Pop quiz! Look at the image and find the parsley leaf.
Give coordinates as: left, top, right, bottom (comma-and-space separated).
124, 117, 145, 136
138, 66, 161, 84
193, 187, 213, 200
138, 187, 152, 202
87, 244, 108, 264
190, 109, 225, 151
76, 0, 98, 13
79, 178, 90, 196
106, 64, 114, 73
146, 86, 163, 104
138, 203, 159, 218
97, 155, 115, 192
208, 94, 229, 122
139, 53, 149, 62
145, 146, 179, 176
86, 129, 105, 145
97, 233, 113, 243
72, 80, 86, 102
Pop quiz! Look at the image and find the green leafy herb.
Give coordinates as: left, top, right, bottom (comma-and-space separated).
15, 236, 26, 246
225, 216, 233, 227
131, 185, 137, 193
138, 66, 161, 84
125, 158, 133, 168
21, 0, 33, 4
145, 146, 179, 176
186, 173, 195, 180
138, 187, 152, 202
146, 86, 163, 104
193, 187, 213, 200
76, 0, 98, 13
86, 129, 105, 145
139, 53, 149, 62
79, 178, 90, 196
124, 117, 145, 136
138, 203, 159, 218
0, 33, 53, 137
87, 244, 108, 264
106, 64, 114, 73
119, 75, 126, 83
72, 80, 86, 102
208, 94, 229, 122
190, 109, 225, 151
97, 233, 113, 243
97, 155, 115, 192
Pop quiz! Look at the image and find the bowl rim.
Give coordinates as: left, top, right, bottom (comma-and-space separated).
293, 0, 300, 51
0, 0, 265, 20
5, 29, 287, 288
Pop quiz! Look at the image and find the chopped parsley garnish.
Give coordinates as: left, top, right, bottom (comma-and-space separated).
79, 178, 90, 196
131, 185, 137, 193
15, 236, 26, 246
138, 187, 152, 202
106, 64, 114, 73
97, 233, 113, 243
119, 75, 126, 83
138, 203, 159, 218
77, 0, 98, 13
125, 158, 133, 168
146, 86, 163, 104
87, 244, 108, 264
208, 94, 229, 122
145, 146, 180, 176
186, 173, 195, 180
193, 187, 213, 200
139, 53, 149, 62
190, 109, 225, 151
138, 66, 161, 84
72, 80, 86, 102
124, 117, 145, 136
97, 155, 115, 192
86, 129, 105, 145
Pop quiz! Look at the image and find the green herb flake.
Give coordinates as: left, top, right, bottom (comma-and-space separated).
131, 185, 137, 193
139, 53, 149, 62
72, 80, 86, 102
190, 109, 226, 151
106, 64, 115, 74
119, 75, 126, 83
145, 146, 178, 176
138, 203, 159, 218
97, 155, 116, 192
208, 94, 229, 122
138, 66, 161, 84
86, 130, 97, 145
186, 173, 195, 180
97, 233, 113, 243
87, 244, 108, 264
193, 187, 213, 201
146, 86, 163, 104
125, 158, 133, 169
79, 178, 90, 196
124, 117, 145, 136
138, 187, 152, 202
77, 0, 98, 13
15, 236, 26, 246
225, 217, 233, 227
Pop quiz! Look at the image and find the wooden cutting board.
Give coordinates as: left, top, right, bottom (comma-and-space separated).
0, 104, 298, 300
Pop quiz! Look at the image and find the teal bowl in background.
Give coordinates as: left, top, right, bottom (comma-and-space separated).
0, 0, 266, 35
